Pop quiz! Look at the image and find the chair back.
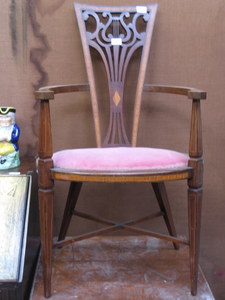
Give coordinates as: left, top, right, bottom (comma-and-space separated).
74, 2, 158, 147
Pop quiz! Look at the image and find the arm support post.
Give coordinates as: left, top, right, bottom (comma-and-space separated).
189, 99, 202, 158
38, 99, 53, 159
188, 99, 203, 189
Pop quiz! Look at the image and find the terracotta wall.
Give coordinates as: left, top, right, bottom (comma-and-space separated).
1, 0, 225, 298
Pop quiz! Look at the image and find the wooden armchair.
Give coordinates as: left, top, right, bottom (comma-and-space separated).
35, 2, 206, 298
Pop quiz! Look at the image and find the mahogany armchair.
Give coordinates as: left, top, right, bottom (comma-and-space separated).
35, 2, 206, 298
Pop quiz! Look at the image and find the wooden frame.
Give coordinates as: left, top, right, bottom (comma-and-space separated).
35, 3, 206, 298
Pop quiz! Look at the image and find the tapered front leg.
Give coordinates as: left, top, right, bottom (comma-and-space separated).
39, 188, 54, 298
38, 157, 54, 298
188, 187, 202, 296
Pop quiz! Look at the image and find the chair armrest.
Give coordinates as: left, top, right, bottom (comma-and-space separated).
36, 84, 89, 161
143, 84, 206, 100
144, 84, 206, 182
35, 84, 90, 100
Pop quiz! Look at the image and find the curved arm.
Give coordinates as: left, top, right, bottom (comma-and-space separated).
35, 84, 90, 100
36, 83, 89, 160
144, 84, 206, 187
143, 84, 206, 100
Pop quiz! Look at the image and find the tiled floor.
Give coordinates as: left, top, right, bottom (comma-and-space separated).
31, 236, 214, 300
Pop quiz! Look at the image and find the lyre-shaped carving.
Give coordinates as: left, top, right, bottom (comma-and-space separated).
74, 3, 158, 147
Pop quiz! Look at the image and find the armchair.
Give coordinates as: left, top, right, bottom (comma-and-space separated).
35, 3, 206, 298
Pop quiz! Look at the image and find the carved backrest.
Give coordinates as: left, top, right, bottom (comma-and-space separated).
74, 3, 158, 147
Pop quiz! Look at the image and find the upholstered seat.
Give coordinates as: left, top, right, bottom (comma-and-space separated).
53, 147, 189, 173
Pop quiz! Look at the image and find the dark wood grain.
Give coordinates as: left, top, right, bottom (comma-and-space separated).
189, 99, 203, 158
187, 97, 203, 295
188, 188, 203, 295
38, 188, 53, 298
38, 100, 52, 159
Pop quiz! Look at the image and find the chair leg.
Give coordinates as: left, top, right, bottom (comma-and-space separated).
58, 182, 82, 241
39, 188, 54, 298
152, 182, 179, 250
188, 187, 202, 296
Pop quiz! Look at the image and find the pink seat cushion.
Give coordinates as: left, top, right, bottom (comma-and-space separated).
52, 147, 189, 172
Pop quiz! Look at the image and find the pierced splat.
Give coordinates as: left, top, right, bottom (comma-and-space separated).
74, 3, 158, 147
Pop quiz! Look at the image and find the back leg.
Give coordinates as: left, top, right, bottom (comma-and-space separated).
58, 181, 82, 241
152, 182, 179, 250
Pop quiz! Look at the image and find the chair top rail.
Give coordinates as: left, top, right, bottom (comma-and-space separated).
74, 2, 157, 13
